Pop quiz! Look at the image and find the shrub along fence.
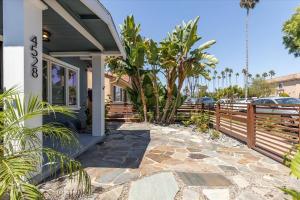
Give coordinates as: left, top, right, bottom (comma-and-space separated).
177, 103, 300, 163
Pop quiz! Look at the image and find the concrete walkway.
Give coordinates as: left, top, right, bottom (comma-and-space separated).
40, 122, 300, 200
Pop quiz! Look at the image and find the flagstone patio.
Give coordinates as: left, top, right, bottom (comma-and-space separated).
40, 122, 300, 200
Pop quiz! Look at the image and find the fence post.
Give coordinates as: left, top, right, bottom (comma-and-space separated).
247, 103, 256, 148
216, 103, 220, 131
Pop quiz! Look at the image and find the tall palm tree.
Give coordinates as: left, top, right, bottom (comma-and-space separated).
221, 71, 225, 88
255, 74, 260, 78
228, 68, 233, 86
217, 76, 221, 89
224, 67, 230, 87
212, 76, 216, 91
262, 72, 268, 79
240, 0, 259, 98
235, 72, 239, 85
269, 70, 275, 79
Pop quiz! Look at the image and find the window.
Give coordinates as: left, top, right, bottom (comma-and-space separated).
42, 55, 80, 108
42, 60, 48, 102
51, 64, 65, 105
68, 70, 77, 106
113, 86, 127, 102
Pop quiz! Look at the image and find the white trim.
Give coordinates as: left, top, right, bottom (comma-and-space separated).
49, 51, 97, 57
80, 0, 126, 58
29, 0, 48, 10
43, 54, 81, 110
44, 0, 104, 51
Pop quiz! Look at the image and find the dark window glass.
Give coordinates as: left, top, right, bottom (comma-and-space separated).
42, 60, 48, 102
68, 70, 77, 106
51, 64, 65, 105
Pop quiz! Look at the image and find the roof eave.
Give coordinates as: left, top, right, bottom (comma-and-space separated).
80, 0, 126, 58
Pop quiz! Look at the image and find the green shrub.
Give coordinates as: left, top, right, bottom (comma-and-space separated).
279, 92, 290, 97
209, 129, 221, 140
190, 111, 211, 132
182, 120, 192, 127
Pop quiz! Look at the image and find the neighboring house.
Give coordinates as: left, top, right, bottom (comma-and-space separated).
87, 69, 131, 104
266, 73, 300, 98
1, 1, 125, 142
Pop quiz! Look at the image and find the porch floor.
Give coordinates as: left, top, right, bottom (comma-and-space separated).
40, 122, 300, 200
34, 131, 104, 183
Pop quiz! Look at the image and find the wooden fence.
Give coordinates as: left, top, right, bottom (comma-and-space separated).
177, 103, 300, 162
106, 103, 140, 122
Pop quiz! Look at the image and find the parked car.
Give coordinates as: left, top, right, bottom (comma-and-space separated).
184, 97, 199, 104
252, 97, 300, 116
199, 97, 215, 109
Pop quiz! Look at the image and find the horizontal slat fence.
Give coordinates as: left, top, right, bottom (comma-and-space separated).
177, 103, 300, 163
106, 103, 140, 122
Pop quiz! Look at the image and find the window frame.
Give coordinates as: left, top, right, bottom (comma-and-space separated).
43, 54, 80, 110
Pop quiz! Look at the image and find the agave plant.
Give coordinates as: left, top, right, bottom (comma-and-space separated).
0, 88, 90, 199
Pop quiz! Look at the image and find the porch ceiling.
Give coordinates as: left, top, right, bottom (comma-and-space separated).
0, 0, 122, 54
42, 0, 119, 53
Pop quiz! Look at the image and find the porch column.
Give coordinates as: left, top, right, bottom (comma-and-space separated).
3, 0, 46, 105
92, 54, 105, 136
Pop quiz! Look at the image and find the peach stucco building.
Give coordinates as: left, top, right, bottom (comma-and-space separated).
266, 73, 300, 98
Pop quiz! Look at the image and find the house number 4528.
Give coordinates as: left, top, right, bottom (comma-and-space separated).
30, 36, 38, 78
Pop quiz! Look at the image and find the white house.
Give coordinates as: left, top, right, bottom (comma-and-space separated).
2, 0, 125, 138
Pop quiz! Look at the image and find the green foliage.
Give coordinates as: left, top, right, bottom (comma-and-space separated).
213, 85, 244, 100
280, 145, 300, 199
209, 129, 221, 140
248, 77, 275, 97
0, 88, 90, 199
283, 7, 300, 57
182, 120, 192, 127
190, 111, 211, 132
279, 92, 290, 97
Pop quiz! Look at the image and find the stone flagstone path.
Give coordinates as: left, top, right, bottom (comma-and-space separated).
40, 122, 300, 200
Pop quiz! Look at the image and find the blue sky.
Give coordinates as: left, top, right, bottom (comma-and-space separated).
101, 0, 299, 88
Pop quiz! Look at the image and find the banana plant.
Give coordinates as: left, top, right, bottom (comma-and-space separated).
107, 15, 148, 122
163, 17, 218, 123
0, 88, 90, 199
145, 39, 161, 122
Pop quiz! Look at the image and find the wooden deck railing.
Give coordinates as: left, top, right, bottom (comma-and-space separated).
177, 103, 300, 163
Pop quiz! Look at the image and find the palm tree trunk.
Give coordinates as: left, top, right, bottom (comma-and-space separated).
245, 10, 249, 99
137, 70, 147, 122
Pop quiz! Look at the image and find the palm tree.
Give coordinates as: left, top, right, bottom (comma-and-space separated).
242, 68, 247, 92
228, 68, 233, 86
262, 72, 268, 79
224, 67, 230, 87
212, 76, 216, 91
221, 71, 225, 88
269, 70, 275, 79
255, 74, 260, 78
240, 0, 259, 98
217, 76, 221, 89
235, 72, 239, 85
0, 88, 90, 199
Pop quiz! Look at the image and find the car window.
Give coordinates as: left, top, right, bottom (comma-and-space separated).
263, 99, 275, 104
275, 98, 300, 104
253, 99, 262, 104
